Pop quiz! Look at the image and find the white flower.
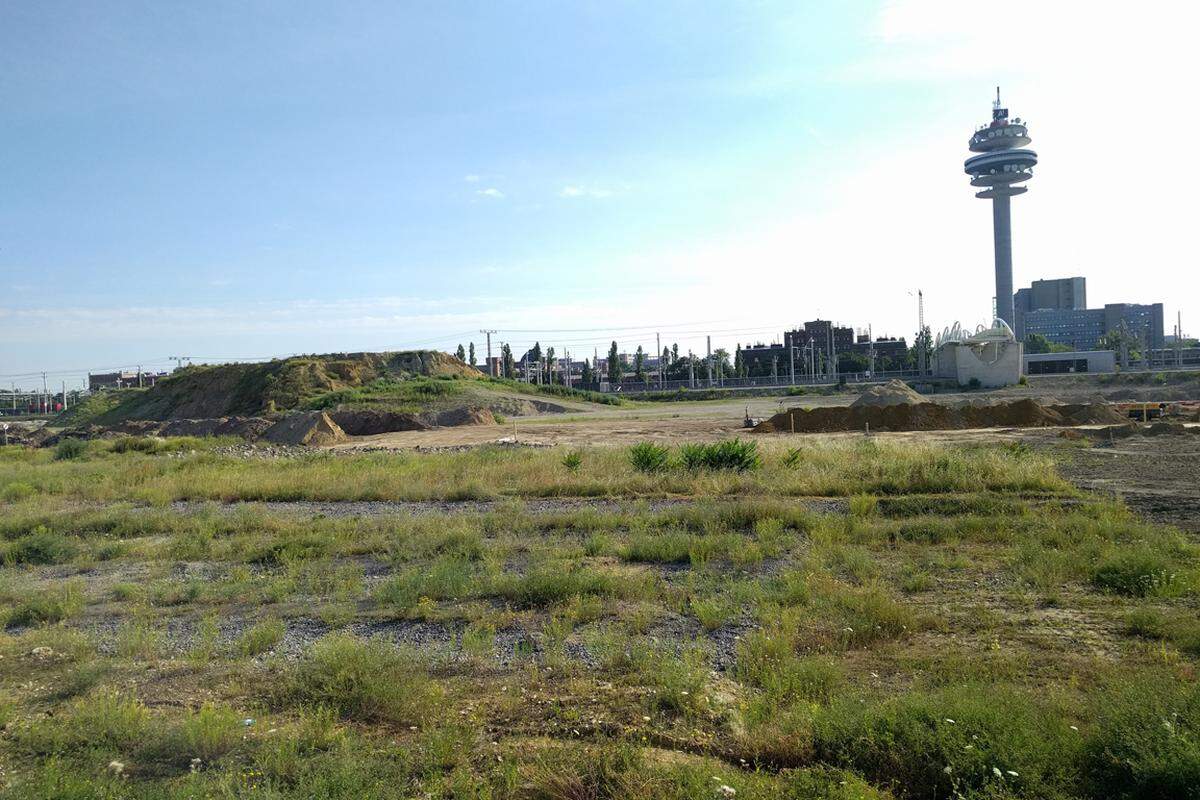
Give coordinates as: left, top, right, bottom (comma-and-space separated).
1006, 770, 1019, 777
107, 761, 125, 775
718, 785, 736, 797
943, 766, 953, 774
992, 767, 1002, 778
944, 718, 956, 724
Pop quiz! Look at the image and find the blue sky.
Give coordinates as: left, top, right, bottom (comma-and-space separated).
3, 1, 1197, 387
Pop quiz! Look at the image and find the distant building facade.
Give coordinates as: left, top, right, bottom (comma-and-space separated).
1013, 277, 1163, 351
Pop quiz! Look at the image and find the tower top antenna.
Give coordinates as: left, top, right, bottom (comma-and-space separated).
994, 86, 1001, 109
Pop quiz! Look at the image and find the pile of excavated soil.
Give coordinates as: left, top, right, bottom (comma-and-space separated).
851, 379, 924, 408
432, 406, 496, 427
330, 409, 430, 435
330, 405, 496, 435
755, 399, 1133, 434
1067, 422, 1200, 441
1052, 403, 1131, 426
261, 411, 347, 446
158, 417, 273, 439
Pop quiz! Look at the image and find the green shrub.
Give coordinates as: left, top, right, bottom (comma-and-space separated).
679, 439, 760, 471
110, 436, 160, 454
561, 450, 583, 472
3, 527, 77, 565
629, 442, 670, 473
1092, 549, 1186, 597
4, 582, 84, 629
236, 616, 286, 656
812, 685, 1081, 798
1082, 674, 1200, 799
737, 633, 844, 703
1, 481, 36, 502
782, 448, 804, 469
281, 634, 441, 726
53, 439, 87, 461
493, 565, 620, 607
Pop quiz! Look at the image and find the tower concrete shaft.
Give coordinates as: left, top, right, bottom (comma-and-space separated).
991, 194, 1014, 328
964, 88, 1035, 331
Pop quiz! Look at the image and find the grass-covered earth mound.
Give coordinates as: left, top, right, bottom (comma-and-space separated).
57, 353, 619, 429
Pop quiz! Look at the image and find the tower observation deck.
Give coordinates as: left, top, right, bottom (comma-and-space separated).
964, 88, 1037, 329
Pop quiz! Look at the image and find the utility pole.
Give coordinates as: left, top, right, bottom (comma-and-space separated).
61, 381, 67, 410
137, 365, 143, 388
169, 355, 192, 372
789, 345, 796, 386
1178, 312, 1184, 368
706, 336, 713, 387
868, 324, 876, 377
688, 351, 695, 388
917, 290, 927, 376
479, 330, 496, 376
41, 372, 48, 414
656, 332, 662, 389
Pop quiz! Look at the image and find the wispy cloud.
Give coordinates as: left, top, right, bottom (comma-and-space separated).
463, 174, 481, 183
558, 185, 614, 199
475, 187, 505, 199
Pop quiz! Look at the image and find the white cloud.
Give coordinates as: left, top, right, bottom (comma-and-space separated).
463, 174, 480, 182
475, 187, 504, 199
558, 185, 614, 199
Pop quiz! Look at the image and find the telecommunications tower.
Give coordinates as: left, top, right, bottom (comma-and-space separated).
964, 88, 1037, 329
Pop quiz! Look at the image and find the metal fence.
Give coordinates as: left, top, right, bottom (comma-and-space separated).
589, 369, 925, 395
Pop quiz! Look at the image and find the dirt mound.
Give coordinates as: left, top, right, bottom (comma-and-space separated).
755, 398, 1131, 434
851, 380, 924, 408
158, 417, 273, 440
1052, 403, 1130, 426
330, 409, 430, 435
261, 411, 347, 446
432, 406, 496, 427
485, 397, 569, 416
85, 350, 480, 422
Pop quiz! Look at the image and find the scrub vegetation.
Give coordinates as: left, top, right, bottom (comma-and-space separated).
1, 438, 1197, 798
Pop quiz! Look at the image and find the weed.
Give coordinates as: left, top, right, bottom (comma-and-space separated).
4, 581, 84, 629
1093, 548, 1188, 597
679, 439, 761, 471
53, 439, 87, 461
236, 616, 285, 656
3, 526, 77, 565
561, 450, 583, 472
282, 634, 442, 726
629, 442, 670, 473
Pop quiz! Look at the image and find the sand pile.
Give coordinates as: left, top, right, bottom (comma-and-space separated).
261, 411, 347, 446
754, 399, 1134, 434
852, 380, 924, 408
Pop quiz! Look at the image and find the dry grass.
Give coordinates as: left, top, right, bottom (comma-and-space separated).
0, 440, 1195, 798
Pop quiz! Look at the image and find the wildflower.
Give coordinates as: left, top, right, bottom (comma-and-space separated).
992, 767, 1002, 778
190, 758, 202, 773
943, 766, 953, 774
108, 761, 125, 776
718, 785, 736, 797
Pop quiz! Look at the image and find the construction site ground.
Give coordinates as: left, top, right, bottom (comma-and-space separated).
330, 379, 1200, 533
